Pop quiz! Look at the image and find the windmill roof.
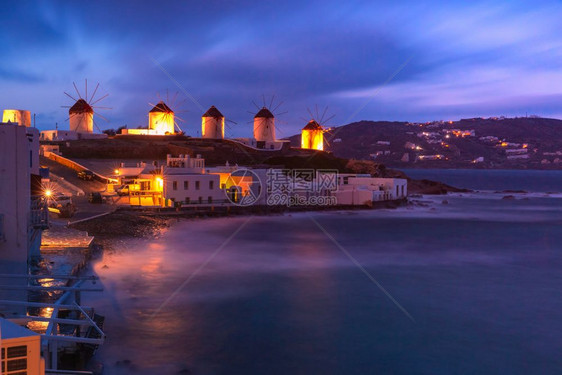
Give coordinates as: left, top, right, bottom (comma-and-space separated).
203, 105, 224, 118
150, 101, 173, 113
254, 107, 274, 119
69, 99, 93, 114
303, 120, 323, 130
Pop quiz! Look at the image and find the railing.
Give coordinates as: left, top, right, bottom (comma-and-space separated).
29, 197, 49, 229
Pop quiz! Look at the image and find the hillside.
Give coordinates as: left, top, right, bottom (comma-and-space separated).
288, 117, 562, 169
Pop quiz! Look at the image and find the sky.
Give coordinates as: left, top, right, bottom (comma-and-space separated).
1, 0, 562, 137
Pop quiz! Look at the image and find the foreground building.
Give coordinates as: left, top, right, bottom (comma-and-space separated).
0, 122, 46, 314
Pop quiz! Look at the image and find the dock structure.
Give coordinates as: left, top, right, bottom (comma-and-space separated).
0, 274, 105, 373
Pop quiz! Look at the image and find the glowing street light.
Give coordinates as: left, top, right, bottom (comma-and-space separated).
45, 189, 52, 197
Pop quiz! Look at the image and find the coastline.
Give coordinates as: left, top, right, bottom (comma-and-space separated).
69, 200, 409, 247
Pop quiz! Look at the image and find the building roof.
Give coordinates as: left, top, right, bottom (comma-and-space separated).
150, 101, 173, 113
254, 107, 274, 119
303, 120, 323, 130
69, 99, 93, 114
0, 318, 39, 339
203, 105, 224, 118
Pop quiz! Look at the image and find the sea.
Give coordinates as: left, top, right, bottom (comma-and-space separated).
86, 169, 562, 374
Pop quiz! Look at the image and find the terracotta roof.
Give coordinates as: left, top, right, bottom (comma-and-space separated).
69, 99, 93, 114
254, 107, 274, 119
303, 120, 323, 130
203, 105, 224, 118
150, 101, 173, 113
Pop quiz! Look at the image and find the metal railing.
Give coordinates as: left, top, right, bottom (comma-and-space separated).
29, 197, 49, 229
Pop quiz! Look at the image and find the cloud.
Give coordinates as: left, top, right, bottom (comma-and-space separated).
0, 0, 561, 134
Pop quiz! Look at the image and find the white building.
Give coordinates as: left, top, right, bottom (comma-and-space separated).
334, 174, 407, 205
159, 154, 223, 205
114, 154, 225, 206
0, 318, 44, 374
0, 122, 46, 315
40, 130, 107, 141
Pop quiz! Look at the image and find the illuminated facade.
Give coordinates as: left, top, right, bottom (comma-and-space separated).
301, 120, 324, 150
2, 109, 31, 127
202, 106, 225, 139
69, 99, 94, 133
253, 107, 276, 142
149, 101, 175, 135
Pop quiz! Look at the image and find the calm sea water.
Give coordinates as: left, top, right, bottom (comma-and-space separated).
87, 170, 562, 374
401, 168, 562, 192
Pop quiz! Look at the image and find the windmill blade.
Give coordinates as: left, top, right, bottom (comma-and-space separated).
91, 94, 109, 106
89, 83, 100, 103
272, 100, 284, 113
85, 79, 88, 101
320, 106, 329, 124
64, 92, 78, 102
307, 107, 315, 120
226, 119, 237, 125
269, 94, 275, 109
275, 110, 288, 116
262, 94, 266, 107
92, 118, 103, 133
173, 121, 183, 133
60, 106, 72, 108
323, 114, 336, 124
73, 82, 82, 99
94, 112, 110, 123
92, 106, 113, 110
251, 100, 260, 110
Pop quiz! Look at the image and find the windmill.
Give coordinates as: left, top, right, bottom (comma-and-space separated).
201, 106, 225, 139
148, 90, 186, 135
250, 95, 286, 143
62, 80, 110, 133
301, 105, 335, 151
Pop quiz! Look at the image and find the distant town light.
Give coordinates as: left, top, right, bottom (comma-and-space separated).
114, 169, 119, 175
45, 189, 52, 197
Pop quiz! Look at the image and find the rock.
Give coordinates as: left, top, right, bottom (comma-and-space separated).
502, 195, 515, 200
442, 200, 449, 205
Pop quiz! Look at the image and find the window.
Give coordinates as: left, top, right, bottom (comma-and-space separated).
29, 150, 32, 168
195, 181, 200, 190
401, 185, 405, 196
2, 345, 27, 373
185, 197, 190, 204
173, 181, 178, 190
396, 186, 399, 197
198, 196, 202, 204
209, 181, 214, 189
208, 196, 212, 203
184, 181, 189, 190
